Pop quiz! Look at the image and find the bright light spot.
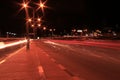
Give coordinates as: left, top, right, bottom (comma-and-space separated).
23, 4, 27, 8
36, 0, 49, 14
43, 27, 46, 30
38, 24, 41, 27
113, 32, 117, 36
37, 18, 41, 21
49, 29, 52, 31
53, 29, 56, 31
40, 3, 44, 8
0, 60, 6, 64
37, 37, 40, 39
17, 0, 30, 14
28, 18, 32, 22
31, 24, 34, 27
0, 42, 5, 46
44, 41, 69, 47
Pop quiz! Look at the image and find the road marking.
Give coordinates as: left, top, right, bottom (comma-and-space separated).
38, 66, 46, 80
89, 53, 102, 58
44, 40, 69, 47
51, 58, 56, 62
46, 54, 50, 57
7, 46, 25, 59
38, 66, 44, 73
0, 46, 25, 64
58, 64, 66, 70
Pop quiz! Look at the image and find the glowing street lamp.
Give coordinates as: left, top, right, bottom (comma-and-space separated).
18, 0, 48, 49
37, 18, 41, 21
31, 24, 34, 27
35, 0, 47, 14
23, 3, 27, 8
28, 18, 32, 22
22, 2, 29, 15
40, 3, 44, 8
38, 24, 41, 27
43, 27, 46, 30
49, 29, 52, 32
38, 1, 45, 9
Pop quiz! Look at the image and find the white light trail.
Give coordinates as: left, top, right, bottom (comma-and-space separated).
44, 40, 68, 47
0, 40, 27, 49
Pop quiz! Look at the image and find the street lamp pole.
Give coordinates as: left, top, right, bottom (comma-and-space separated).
19, 0, 46, 49
23, 2, 30, 50
31, 8, 36, 39
26, 20, 30, 50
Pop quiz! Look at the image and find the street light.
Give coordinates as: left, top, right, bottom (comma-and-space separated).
18, 0, 47, 50
31, 24, 34, 27
37, 18, 41, 21
21, 1, 30, 50
40, 3, 45, 8
23, 4, 27, 8
35, 0, 46, 14
43, 27, 46, 30
38, 24, 41, 27
28, 18, 32, 22
49, 28, 56, 38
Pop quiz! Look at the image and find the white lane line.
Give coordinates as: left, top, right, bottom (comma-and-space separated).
51, 58, 56, 62
7, 46, 25, 59
58, 64, 66, 70
38, 66, 44, 73
46, 54, 50, 57
38, 66, 46, 80
0, 46, 25, 64
89, 53, 103, 58
44, 40, 69, 47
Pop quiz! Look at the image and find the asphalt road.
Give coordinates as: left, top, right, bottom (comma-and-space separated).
36, 39, 120, 80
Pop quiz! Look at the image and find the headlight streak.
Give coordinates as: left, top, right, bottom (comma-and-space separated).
44, 40, 69, 47
0, 40, 27, 49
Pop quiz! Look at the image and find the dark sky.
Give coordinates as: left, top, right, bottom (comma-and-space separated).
0, 0, 119, 36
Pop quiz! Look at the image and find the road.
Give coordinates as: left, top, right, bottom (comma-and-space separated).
0, 39, 120, 80
36, 39, 120, 80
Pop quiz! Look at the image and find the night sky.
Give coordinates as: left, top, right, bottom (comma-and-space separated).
0, 0, 119, 36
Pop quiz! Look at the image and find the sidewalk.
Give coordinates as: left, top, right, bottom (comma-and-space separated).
0, 41, 72, 80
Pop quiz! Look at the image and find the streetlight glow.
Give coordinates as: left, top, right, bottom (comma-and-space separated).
38, 24, 41, 27
40, 3, 44, 8
43, 27, 46, 30
21, 1, 29, 9
31, 24, 34, 27
35, 0, 48, 14
23, 3, 27, 8
37, 18, 41, 21
28, 18, 32, 22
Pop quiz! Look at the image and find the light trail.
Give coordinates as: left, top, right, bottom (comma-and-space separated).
0, 40, 27, 49
44, 40, 69, 47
